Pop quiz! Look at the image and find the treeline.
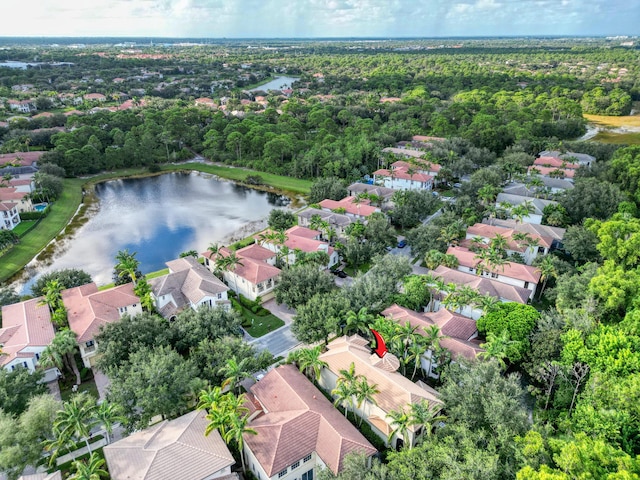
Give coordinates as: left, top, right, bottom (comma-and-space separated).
36, 83, 590, 179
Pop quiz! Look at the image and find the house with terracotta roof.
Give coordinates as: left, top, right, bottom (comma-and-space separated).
202, 244, 281, 302
0, 186, 33, 213
104, 410, 235, 480
538, 150, 594, 168
63, 283, 142, 368
243, 364, 377, 480
83, 93, 107, 102
373, 164, 433, 191
150, 256, 230, 319
297, 208, 354, 237
447, 246, 540, 300
318, 335, 442, 449
319, 196, 380, 220
195, 97, 218, 109
347, 183, 395, 207
8, 99, 36, 113
495, 193, 559, 225
0, 151, 46, 168
0, 201, 20, 230
382, 304, 483, 377
486, 218, 566, 245
429, 266, 531, 319
256, 226, 339, 270
0, 298, 59, 382
465, 222, 552, 265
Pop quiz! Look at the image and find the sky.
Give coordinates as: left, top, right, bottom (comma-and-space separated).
1, 0, 638, 38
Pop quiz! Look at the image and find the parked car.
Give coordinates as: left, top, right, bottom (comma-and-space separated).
397, 239, 407, 248
336, 270, 348, 278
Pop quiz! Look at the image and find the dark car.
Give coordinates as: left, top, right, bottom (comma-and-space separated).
397, 239, 407, 248
336, 270, 348, 278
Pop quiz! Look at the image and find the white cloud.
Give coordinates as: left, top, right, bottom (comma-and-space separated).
0, 0, 637, 37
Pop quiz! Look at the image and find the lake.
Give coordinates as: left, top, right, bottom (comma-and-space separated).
17, 172, 289, 293
249, 76, 300, 92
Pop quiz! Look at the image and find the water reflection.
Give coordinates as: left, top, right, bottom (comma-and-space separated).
19, 172, 287, 292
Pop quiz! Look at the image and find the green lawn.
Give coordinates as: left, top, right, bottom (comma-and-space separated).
0, 178, 84, 283
233, 299, 284, 337
344, 262, 371, 277
160, 163, 312, 194
12, 220, 38, 236
60, 378, 99, 403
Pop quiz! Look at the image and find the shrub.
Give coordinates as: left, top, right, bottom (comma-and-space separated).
245, 174, 264, 185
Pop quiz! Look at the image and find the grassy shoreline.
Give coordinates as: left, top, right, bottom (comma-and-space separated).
0, 163, 311, 285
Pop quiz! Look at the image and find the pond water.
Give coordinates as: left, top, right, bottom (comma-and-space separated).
249, 76, 300, 92
17, 172, 289, 293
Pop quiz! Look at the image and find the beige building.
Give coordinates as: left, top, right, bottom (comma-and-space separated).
243, 364, 377, 480
150, 256, 230, 319
64, 283, 142, 368
104, 410, 235, 480
0, 298, 59, 382
318, 335, 442, 449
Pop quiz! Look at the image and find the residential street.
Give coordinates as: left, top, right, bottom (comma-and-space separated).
250, 299, 302, 357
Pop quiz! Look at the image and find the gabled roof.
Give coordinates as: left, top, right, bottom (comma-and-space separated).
466, 223, 552, 249
0, 151, 45, 167
447, 246, 541, 284
151, 257, 229, 310
104, 410, 234, 480
381, 304, 481, 360
319, 197, 379, 217
64, 283, 140, 343
528, 165, 576, 179
285, 225, 320, 239
373, 168, 433, 184
0, 298, 54, 367
235, 243, 277, 262
533, 156, 580, 170
212, 247, 281, 285
486, 219, 566, 242
320, 335, 441, 419
298, 208, 353, 227
496, 193, 557, 216
347, 183, 396, 199
432, 266, 531, 304
245, 365, 376, 476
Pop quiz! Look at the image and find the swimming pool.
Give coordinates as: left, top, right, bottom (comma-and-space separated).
34, 203, 48, 212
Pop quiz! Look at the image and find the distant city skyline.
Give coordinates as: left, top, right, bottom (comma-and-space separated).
1, 0, 638, 38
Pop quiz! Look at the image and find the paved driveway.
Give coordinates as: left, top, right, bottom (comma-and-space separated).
92, 368, 111, 401
262, 298, 296, 325
249, 324, 301, 358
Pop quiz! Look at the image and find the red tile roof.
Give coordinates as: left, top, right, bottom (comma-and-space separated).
319, 197, 379, 217
528, 165, 576, 179
432, 266, 531, 304
64, 283, 140, 342
534, 156, 579, 169
285, 225, 320, 239
381, 304, 482, 360
0, 298, 54, 367
0, 151, 46, 167
466, 223, 552, 249
447, 246, 541, 284
246, 365, 376, 476
215, 248, 281, 285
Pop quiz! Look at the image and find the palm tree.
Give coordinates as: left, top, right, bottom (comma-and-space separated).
291, 346, 328, 381
489, 233, 509, 254
95, 401, 125, 445
219, 252, 245, 293
207, 242, 221, 261
219, 356, 252, 394
332, 380, 355, 419
479, 294, 500, 315
115, 249, 140, 286
197, 386, 225, 414
41, 328, 82, 386
409, 400, 446, 439
386, 408, 412, 449
392, 322, 419, 374
68, 453, 109, 480
222, 409, 257, 475
353, 377, 379, 425
38, 279, 64, 316
407, 339, 427, 380
344, 307, 374, 337
479, 331, 517, 370
511, 201, 534, 224
535, 255, 557, 300
53, 392, 98, 455
421, 325, 441, 377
